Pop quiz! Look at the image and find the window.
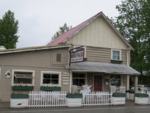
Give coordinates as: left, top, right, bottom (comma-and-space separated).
110, 75, 121, 87
56, 53, 61, 62
73, 73, 85, 86
41, 71, 61, 86
12, 70, 35, 85
111, 49, 121, 60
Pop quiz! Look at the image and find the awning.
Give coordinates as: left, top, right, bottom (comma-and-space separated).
70, 62, 140, 75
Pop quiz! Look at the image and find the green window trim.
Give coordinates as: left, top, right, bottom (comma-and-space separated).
111, 60, 123, 64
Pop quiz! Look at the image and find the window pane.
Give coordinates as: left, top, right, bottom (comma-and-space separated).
14, 77, 32, 84
43, 73, 59, 84
113, 51, 120, 60
73, 73, 85, 86
111, 75, 121, 86
14, 71, 33, 84
14, 72, 32, 78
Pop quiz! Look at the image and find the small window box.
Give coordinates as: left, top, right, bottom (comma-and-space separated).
12, 86, 34, 91
40, 86, 61, 91
111, 60, 123, 64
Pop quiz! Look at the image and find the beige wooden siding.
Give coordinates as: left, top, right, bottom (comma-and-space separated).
1, 65, 70, 102
0, 48, 70, 102
67, 16, 128, 49
0, 48, 69, 68
86, 46, 127, 65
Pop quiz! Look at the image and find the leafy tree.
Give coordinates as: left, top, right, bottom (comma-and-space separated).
51, 23, 72, 41
0, 10, 19, 49
112, 0, 150, 76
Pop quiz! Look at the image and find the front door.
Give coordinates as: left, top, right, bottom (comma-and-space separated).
94, 75, 102, 91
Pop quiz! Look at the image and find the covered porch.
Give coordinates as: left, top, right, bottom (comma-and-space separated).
70, 62, 140, 93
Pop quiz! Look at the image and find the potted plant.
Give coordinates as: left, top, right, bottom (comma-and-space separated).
12, 85, 34, 91
112, 91, 126, 105
40, 85, 61, 91
135, 93, 149, 105
10, 92, 29, 108
66, 92, 82, 107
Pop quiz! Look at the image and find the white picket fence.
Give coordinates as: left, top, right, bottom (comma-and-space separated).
82, 91, 112, 106
28, 91, 67, 108
28, 91, 112, 108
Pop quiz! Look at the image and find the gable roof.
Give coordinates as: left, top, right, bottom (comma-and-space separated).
47, 11, 133, 50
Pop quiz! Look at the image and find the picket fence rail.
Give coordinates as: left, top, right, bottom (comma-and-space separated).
28, 91, 112, 108
82, 91, 112, 106
28, 91, 67, 108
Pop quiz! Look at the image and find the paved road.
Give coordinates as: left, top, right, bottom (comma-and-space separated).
1, 105, 150, 113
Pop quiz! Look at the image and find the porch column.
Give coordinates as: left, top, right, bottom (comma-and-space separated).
134, 76, 138, 93
127, 75, 130, 90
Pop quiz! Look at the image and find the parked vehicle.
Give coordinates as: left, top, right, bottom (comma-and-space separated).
131, 84, 150, 92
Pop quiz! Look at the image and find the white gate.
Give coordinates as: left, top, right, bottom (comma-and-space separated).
82, 91, 112, 106
28, 91, 66, 108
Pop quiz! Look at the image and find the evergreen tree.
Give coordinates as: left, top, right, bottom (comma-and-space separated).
0, 10, 19, 49
51, 23, 72, 41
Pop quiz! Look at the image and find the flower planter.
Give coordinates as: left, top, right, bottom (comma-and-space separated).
129, 90, 134, 100
135, 93, 149, 105
10, 94, 29, 108
112, 93, 126, 105
40, 86, 61, 91
12, 86, 34, 91
66, 94, 82, 107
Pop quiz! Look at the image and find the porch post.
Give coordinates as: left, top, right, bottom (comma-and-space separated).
127, 75, 130, 90
134, 76, 138, 93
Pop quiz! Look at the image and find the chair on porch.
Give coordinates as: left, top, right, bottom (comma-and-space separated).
120, 86, 126, 93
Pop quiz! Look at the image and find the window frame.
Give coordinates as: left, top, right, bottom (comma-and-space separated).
111, 49, 122, 60
11, 69, 35, 86
72, 73, 86, 86
41, 71, 61, 86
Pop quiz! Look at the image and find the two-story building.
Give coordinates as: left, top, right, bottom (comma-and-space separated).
0, 12, 139, 102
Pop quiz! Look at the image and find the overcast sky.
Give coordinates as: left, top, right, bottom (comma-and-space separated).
0, 0, 122, 48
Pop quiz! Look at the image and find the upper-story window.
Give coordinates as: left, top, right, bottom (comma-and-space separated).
111, 49, 121, 60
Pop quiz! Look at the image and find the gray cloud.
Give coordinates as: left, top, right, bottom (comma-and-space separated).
0, 0, 121, 48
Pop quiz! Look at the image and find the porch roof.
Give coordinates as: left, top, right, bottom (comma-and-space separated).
70, 62, 140, 75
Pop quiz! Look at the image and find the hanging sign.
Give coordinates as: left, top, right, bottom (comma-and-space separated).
70, 49, 84, 63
